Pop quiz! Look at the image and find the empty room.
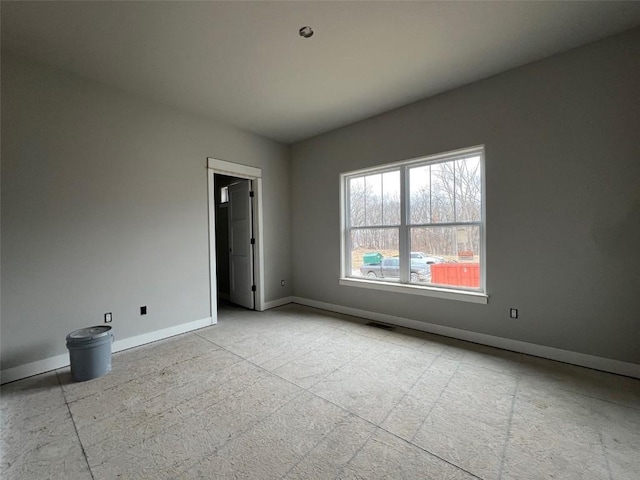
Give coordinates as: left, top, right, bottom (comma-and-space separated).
2, 1, 640, 479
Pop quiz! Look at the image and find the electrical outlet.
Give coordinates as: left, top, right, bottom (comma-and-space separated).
140, 306, 147, 315
281, 280, 286, 287
510, 308, 518, 319
104, 312, 112, 323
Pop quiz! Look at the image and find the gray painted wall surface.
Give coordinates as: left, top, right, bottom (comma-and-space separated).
291, 29, 640, 364
1, 53, 292, 369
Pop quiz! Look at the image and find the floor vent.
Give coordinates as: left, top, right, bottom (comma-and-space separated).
366, 322, 395, 331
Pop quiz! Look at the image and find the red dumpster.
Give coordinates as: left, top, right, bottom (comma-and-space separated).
431, 263, 480, 288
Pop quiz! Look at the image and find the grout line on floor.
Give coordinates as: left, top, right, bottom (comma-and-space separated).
373, 433, 485, 480
174, 388, 310, 477
257, 355, 483, 480
75, 355, 269, 461
145, 310, 640, 480
81, 355, 250, 449
209, 313, 487, 478
89, 365, 301, 476
56, 369, 96, 480
376, 350, 443, 429
138, 350, 246, 404
598, 431, 615, 480
61, 337, 217, 403
496, 375, 521, 480
203, 323, 390, 396
290, 386, 484, 480
409, 362, 462, 443
47, 307, 638, 479
241, 325, 344, 370
328, 417, 378, 479
318, 394, 483, 480
552, 386, 640, 412
278, 412, 352, 479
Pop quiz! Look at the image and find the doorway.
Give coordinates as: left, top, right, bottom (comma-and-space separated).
207, 158, 264, 324
214, 175, 254, 309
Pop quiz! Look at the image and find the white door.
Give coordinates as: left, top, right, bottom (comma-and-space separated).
228, 180, 254, 309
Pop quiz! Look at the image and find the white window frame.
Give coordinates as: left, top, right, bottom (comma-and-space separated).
339, 146, 488, 304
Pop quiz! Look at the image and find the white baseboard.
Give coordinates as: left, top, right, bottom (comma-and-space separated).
260, 296, 295, 311
291, 297, 640, 379
111, 317, 212, 353
0, 354, 70, 386
5, 300, 638, 382
1, 317, 213, 385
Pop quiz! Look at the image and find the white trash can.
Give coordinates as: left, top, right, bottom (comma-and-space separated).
66, 326, 113, 381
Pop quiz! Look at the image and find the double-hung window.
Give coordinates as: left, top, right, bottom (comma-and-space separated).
340, 146, 486, 303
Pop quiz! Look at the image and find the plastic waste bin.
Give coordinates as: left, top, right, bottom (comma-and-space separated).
66, 325, 113, 381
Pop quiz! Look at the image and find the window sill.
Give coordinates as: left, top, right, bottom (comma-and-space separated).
339, 277, 488, 304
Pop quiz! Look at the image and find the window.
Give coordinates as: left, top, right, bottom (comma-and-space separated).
340, 146, 486, 302
220, 186, 229, 204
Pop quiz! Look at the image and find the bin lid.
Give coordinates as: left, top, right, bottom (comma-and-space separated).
66, 325, 112, 343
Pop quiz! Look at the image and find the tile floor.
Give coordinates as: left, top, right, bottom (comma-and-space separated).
2, 303, 639, 479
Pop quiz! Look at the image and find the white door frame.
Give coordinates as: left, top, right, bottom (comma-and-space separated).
207, 158, 265, 323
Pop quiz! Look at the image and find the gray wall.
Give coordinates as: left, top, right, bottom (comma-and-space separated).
290, 28, 640, 365
1, 53, 292, 370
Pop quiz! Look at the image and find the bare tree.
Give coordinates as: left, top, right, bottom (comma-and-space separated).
349, 156, 481, 260
409, 156, 481, 257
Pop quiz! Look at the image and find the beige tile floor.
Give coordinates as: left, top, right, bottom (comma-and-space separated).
2, 302, 639, 479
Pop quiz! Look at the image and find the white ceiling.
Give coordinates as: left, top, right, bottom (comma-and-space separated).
3, 1, 640, 144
